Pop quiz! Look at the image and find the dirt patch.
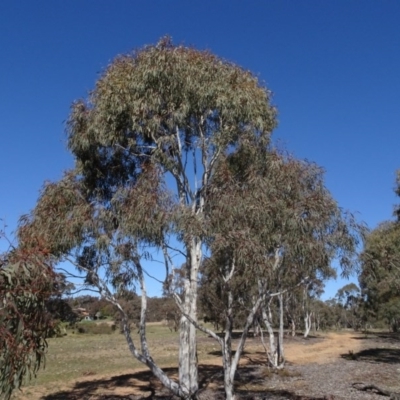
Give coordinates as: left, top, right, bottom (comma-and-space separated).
13, 331, 400, 400
286, 332, 363, 364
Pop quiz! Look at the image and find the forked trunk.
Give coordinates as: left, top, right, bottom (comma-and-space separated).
221, 293, 263, 400
218, 264, 265, 400
104, 261, 188, 399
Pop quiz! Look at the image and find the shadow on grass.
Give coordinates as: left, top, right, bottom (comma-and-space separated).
207, 348, 265, 358
375, 332, 400, 343
300, 334, 321, 340
211, 331, 323, 340
341, 347, 400, 364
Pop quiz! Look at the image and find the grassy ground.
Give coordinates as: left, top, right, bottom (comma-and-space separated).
12, 325, 381, 399
15, 322, 220, 395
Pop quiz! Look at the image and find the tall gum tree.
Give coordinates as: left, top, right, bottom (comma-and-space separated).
21, 38, 277, 398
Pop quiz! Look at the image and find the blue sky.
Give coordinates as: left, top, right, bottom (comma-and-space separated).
1, 1, 399, 298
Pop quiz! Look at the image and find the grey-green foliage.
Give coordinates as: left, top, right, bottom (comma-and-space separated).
199, 144, 364, 376
20, 37, 278, 306
334, 283, 362, 330
0, 246, 56, 400
204, 146, 362, 293
360, 221, 400, 330
336, 283, 360, 308
66, 37, 276, 206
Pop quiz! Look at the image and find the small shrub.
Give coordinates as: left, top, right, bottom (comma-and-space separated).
90, 323, 114, 335
47, 320, 67, 338
77, 326, 87, 334
76, 322, 113, 335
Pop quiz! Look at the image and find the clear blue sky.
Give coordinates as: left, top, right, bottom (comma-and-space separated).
1, 1, 399, 298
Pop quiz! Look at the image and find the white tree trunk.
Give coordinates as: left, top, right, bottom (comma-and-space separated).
277, 293, 285, 367
290, 318, 296, 336
222, 288, 235, 400
179, 238, 200, 397
175, 261, 264, 400
303, 311, 312, 338
224, 295, 263, 400
261, 303, 278, 367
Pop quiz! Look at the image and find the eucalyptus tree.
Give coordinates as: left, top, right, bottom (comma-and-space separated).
283, 279, 325, 338
335, 283, 362, 330
359, 170, 400, 332
199, 148, 363, 374
255, 155, 361, 367
20, 38, 276, 398
0, 234, 58, 400
360, 221, 400, 331
190, 145, 363, 399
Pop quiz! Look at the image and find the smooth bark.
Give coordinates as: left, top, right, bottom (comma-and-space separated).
179, 238, 201, 396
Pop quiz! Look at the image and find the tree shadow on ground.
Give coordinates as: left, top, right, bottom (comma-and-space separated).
293, 334, 321, 340
350, 335, 376, 340
207, 348, 265, 359
206, 350, 298, 368
341, 347, 400, 364
375, 332, 400, 343
213, 331, 259, 339
41, 363, 326, 400
235, 389, 329, 400
351, 331, 400, 345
